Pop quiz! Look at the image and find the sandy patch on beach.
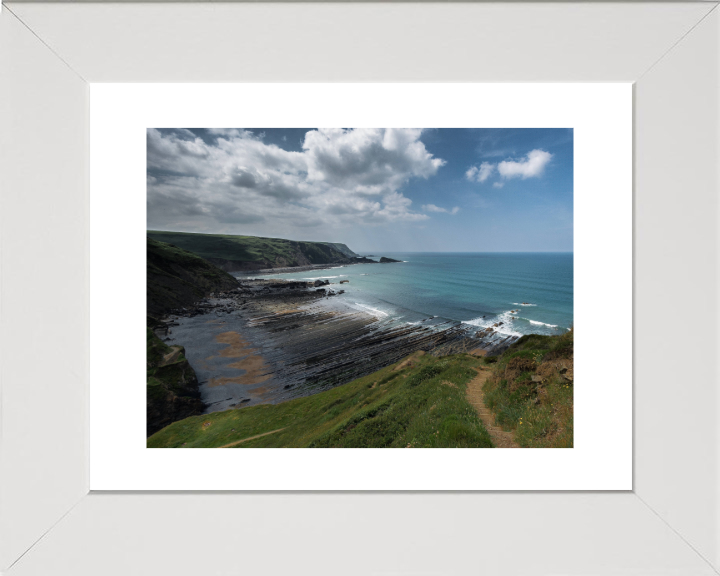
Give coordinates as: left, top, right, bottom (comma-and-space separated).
207, 331, 272, 387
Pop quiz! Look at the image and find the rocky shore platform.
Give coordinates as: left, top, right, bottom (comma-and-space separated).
153, 278, 519, 413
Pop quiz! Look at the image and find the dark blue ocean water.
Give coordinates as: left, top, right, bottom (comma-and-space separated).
257, 253, 573, 337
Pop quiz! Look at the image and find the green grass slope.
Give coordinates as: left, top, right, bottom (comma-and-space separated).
147, 237, 239, 317
147, 352, 494, 448
147, 230, 356, 271
483, 329, 574, 448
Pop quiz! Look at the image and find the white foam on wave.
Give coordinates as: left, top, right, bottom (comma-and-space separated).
351, 302, 389, 318
512, 302, 537, 306
463, 310, 523, 337
303, 275, 347, 280
527, 319, 558, 328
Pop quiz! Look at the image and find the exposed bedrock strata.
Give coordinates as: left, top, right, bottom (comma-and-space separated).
155, 279, 519, 414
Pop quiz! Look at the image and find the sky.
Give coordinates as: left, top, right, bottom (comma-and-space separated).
147, 128, 573, 252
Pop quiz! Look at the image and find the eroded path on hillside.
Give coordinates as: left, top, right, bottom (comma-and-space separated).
220, 427, 287, 448
467, 369, 520, 448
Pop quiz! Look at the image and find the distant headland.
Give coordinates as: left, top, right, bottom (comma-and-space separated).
146, 230, 402, 273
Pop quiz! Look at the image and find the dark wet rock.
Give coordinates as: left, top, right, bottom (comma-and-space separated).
379, 257, 401, 263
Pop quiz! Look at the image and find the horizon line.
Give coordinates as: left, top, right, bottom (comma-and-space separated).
147, 230, 572, 253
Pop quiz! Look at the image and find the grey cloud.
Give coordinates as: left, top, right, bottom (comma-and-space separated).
213, 209, 266, 225
148, 128, 444, 232
147, 189, 207, 219
231, 169, 257, 189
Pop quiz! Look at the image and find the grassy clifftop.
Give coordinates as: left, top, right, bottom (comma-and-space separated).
146, 329, 574, 448
483, 329, 574, 448
147, 230, 357, 271
148, 352, 494, 448
147, 237, 239, 317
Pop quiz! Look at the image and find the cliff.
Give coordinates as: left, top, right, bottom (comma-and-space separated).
147, 237, 239, 318
146, 328, 204, 436
147, 230, 357, 272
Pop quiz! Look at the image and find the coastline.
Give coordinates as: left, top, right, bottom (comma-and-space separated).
156, 278, 520, 414
231, 260, 368, 277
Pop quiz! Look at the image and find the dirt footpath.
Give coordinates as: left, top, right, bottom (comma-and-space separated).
466, 369, 520, 448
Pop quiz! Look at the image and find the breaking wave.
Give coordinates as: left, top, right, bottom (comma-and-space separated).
462, 311, 523, 337
527, 319, 558, 328
350, 302, 389, 318
303, 275, 347, 280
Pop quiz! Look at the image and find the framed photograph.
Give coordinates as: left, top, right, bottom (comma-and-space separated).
89, 83, 630, 491
1, 2, 718, 575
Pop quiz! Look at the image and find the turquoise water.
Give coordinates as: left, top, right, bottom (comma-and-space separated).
255, 252, 573, 337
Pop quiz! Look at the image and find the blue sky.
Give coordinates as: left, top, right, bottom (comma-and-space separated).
147, 128, 573, 252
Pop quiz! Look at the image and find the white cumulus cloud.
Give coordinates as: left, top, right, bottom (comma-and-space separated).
423, 204, 459, 215
465, 149, 553, 186
465, 162, 494, 183
497, 149, 553, 179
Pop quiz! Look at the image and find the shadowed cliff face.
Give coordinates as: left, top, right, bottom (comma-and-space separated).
146, 238, 241, 435
146, 328, 204, 437
146, 237, 239, 318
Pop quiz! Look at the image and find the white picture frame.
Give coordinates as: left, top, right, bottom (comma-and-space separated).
1, 2, 718, 574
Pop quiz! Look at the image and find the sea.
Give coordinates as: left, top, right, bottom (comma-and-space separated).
254, 252, 573, 338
